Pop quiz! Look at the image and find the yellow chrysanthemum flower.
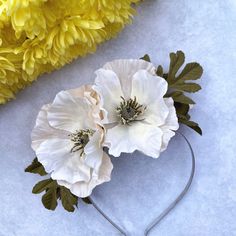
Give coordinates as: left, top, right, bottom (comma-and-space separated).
0, 0, 140, 104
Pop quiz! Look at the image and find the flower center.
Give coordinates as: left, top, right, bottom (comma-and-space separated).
69, 129, 95, 156
116, 96, 146, 125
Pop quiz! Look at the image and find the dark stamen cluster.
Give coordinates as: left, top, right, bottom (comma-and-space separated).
116, 96, 146, 125
69, 129, 95, 156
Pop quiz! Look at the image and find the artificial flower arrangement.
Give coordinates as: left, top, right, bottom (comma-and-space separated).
25, 51, 203, 214
0, 0, 140, 104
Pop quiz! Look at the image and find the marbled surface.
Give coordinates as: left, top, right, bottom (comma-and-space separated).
0, 0, 236, 235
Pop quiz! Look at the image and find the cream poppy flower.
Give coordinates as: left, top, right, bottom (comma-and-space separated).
31, 85, 113, 198
93, 59, 179, 158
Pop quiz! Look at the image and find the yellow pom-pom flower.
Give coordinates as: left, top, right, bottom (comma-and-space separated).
0, 0, 140, 104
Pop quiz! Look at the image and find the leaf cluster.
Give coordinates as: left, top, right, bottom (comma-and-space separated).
25, 158, 91, 212
141, 51, 203, 135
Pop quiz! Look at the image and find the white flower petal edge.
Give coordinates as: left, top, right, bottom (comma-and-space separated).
31, 85, 113, 198
47, 90, 96, 133
131, 70, 168, 105
160, 98, 179, 152
31, 104, 68, 151
94, 59, 179, 158
57, 152, 113, 198
103, 59, 156, 99
93, 69, 124, 124
105, 123, 163, 158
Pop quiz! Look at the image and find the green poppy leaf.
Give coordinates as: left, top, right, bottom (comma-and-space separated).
179, 119, 202, 135
156, 65, 163, 77
167, 51, 185, 82
32, 178, 55, 194
171, 92, 195, 104
25, 157, 47, 176
174, 102, 190, 116
81, 197, 92, 204
173, 83, 202, 93
177, 62, 203, 81
42, 187, 58, 210
60, 186, 78, 212
140, 54, 151, 62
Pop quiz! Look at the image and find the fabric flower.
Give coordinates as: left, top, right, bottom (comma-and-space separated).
93, 59, 179, 158
31, 85, 113, 198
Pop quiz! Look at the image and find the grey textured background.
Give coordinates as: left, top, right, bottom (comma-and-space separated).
0, 0, 236, 235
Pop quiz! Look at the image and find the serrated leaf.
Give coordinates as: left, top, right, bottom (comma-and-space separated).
174, 102, 190, 116
42, 187, 58, 210
176, 62, 203, 81
173, 83, 201, 93
171, 92, 195, 104
177, 113, 190, 120
140, 54, 151, 62
60, 187, 78, 212
179, 119, 202, 135
157, 51, 203, 136
163, 73, 168, 80
81, 197, 92, 204
25, 158, 47, 176
31, 178, 80, 212
156, 65, 163, 77
167, 51, 185, 82
32, 178, 55, 194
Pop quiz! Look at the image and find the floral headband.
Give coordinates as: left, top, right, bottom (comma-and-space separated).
25, 51, 203, 234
